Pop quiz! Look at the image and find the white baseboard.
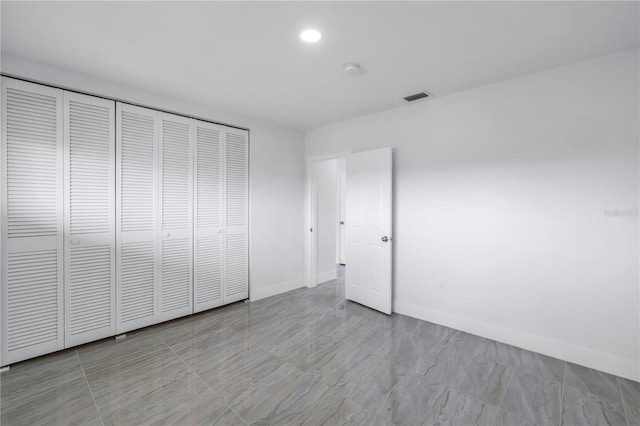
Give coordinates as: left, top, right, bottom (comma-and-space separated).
316, 269, 337, 285
250, 278, 304, 302
394, 300, 639, 382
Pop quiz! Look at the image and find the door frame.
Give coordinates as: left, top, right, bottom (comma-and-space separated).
305, 152, 350, 288
336, 162, 347, 265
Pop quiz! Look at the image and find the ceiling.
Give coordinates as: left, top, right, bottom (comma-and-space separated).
2, 1, 638, 130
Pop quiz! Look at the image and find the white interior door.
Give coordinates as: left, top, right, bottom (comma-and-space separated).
1, 78, 64, 365
345, 147, 393, 314
63, 92, 115, 347
158, 113, 193, 321
193, 120, 223, 312
116, 103, 159, 333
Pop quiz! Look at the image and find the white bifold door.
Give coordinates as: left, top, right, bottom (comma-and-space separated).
223, 129, 249, 303
193, 121, 224, 312
63, 92, 116, 347
116, 104, 159, 333
158, 113, 193, 322
116, 108, 247, 325
193, 123, 249, 311
1, 79, 64, 365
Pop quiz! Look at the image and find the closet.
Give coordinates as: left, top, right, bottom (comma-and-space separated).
1, 77, 249, 366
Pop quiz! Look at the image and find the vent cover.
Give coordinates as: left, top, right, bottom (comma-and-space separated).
403, 92, 430, 102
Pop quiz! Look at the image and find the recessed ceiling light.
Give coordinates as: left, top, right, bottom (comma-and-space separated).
300, 29, 322, 43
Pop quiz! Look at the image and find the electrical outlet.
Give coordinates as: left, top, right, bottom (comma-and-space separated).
439, 280, 446, 291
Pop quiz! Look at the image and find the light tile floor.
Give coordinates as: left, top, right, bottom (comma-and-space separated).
2, 268, 638, 425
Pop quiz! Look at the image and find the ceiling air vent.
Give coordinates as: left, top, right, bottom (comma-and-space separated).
403, 91, 430, 102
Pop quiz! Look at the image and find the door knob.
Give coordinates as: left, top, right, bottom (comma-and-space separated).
381, 236, 389, 242
165, 233, 171, 238
340, 221, 345, 225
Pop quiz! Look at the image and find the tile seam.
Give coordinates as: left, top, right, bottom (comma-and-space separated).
75, 348, 106, 426
149, 326, 250, 426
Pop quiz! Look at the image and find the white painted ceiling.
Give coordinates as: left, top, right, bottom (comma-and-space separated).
2, 1, 638, 130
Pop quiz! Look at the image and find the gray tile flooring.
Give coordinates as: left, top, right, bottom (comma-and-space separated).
2, 269, 638, 425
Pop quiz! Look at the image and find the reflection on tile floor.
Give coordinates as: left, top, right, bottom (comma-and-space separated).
2, 268, 638, 425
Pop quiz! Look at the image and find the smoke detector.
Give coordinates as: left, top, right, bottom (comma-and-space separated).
343, 63, 361, 75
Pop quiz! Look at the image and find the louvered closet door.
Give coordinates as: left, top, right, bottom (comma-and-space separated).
116, 104, 159, 333
1, 78, 64, 365
158, 113, 193, 322
63, 92, 115, 347
193, 121, 224, 313
224, 129, 249, 303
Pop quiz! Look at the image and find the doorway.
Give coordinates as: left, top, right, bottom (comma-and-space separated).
306, 148, 393, 314
306, 153, 349, 287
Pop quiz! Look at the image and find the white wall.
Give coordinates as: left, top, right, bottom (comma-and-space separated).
313, 159, 338, 283
1, 52, 307, 302
306, 49, 640, 381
